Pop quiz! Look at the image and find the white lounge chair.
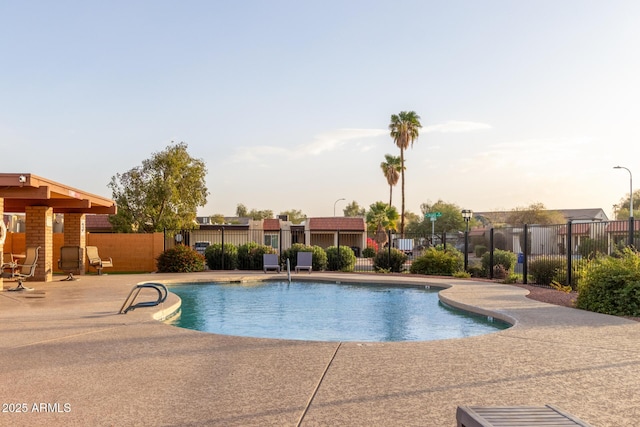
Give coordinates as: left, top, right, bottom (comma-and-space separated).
263, 254, 280, 273
86, 246, 113, 275
295, 252, 312, 274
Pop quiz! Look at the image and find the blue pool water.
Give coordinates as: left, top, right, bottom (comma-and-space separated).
166, 281, 509, 342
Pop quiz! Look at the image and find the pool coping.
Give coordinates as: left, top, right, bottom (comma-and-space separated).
1, 271, 639, 426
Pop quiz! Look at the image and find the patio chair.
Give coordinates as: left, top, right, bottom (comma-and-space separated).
3, 246, 40, 291
263, 254, 280, 273
86, 246, 113, 275
295, 251, 312, 274
58, 246, 83, 281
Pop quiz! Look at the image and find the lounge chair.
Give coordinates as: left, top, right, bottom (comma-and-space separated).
58, 246, 83, 281
295, 251, 312, 274
263, 254, 280, 273
456, 405, 593, 427
86, 246, 113, 275
2, 246, 40, 291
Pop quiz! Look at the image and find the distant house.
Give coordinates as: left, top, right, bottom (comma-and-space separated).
186, 216, 368, 255
85, 214, 114, 233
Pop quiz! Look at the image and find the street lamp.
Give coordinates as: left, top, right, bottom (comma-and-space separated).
333, 198, 346, 216
614, 166, 634, 246
461, 209, 473, 270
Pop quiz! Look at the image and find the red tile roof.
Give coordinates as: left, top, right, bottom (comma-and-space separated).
308, 217, 366, 231
557, 223, 591, 235
263, 218, 281, 231
605, 220, 640, 232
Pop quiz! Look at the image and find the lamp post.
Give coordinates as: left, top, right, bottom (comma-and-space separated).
333, 198, 346, 217
614, 166, 634, 247
461, 209, 473, 270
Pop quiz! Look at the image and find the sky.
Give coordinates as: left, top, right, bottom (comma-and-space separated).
2, 1, 640, 219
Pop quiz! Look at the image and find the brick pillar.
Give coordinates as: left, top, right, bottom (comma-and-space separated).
63, 213, 86, 275
25, 206, 53, 282
0, 197, 4, 290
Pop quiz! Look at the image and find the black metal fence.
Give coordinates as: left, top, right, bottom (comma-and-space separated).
164, 219, 639, 287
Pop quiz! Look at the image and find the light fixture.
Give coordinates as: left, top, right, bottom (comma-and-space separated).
18, 175, 26, 183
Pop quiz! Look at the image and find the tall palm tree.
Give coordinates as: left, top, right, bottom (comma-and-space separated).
380, 154, 403, 208
389, 111, 422, 235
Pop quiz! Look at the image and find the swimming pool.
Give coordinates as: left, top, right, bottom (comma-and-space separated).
166, 280, 509, 342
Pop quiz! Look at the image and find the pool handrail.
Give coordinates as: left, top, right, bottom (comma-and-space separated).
119, 282, 168, 314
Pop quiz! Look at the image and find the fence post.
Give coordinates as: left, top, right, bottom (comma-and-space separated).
489, 228, 494, 280
279, 228, 283, 257
337, 229, 341, 270
442, 231, 447, 251
566, 220, 573, 288
523, 224, 528, 285
387, 229, 392, 266
221, 227, 225, 270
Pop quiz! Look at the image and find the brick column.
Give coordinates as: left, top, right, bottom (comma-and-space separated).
63, 213, 86, 275
25, 206, 53, 282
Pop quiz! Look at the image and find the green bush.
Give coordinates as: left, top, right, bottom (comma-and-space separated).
529, 258, 565, 286
156, 244, 205, 273
578, 238, 608, 259
467, 261, 486, 278
481, 249, 517, 275
576, 249, 640, 316
410, 247, 462, 276
474, 245, 488, 257
204, 243, 238, 270
281, 243, 328, 271
326, 246, 356, 272
362, 246, 376, 258
237, 242, 277, 270
373, 248, 408, 273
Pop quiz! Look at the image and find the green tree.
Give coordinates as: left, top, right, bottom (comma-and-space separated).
406, 200, 467, 235
380, 154, 403, 207
236, 204, 248, 217
247, 208, 273, 220
366, 201, 399, 245
108, 142, 208, 232
614, 189, 640, 219
209, 214, 225, 224
279, 209, 306, 224
506, 202, 565, 225
343, 200, 366, 217
389, 111, 422, 235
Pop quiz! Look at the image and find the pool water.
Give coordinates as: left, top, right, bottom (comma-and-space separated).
166, 281, 509, 342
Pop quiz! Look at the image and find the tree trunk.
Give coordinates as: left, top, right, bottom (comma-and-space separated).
400, 147, 405, 236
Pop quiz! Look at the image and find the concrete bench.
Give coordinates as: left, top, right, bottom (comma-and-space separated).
457, 405, 593, 426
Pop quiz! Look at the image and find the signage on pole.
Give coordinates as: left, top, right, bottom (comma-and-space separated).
424, 212, 442, 219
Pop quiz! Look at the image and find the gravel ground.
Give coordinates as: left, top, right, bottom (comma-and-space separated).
513, 284, 578, 307
513, 283, 640, 322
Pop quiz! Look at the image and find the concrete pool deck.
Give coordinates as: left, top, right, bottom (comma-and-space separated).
1, 272, 639, 426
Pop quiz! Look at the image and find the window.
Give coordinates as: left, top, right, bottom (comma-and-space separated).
265, 234, 279, 249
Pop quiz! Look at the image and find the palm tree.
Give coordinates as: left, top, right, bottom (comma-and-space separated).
389, 111, 422, 235
366, 201, 399, 246
380, 154, 403, 208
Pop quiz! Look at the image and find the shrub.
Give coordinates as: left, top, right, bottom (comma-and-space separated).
204, 243, 238, 270
366, 237, 379, 252
529, 258, 565, 286
481, 249, 517, 275
373, 248, 408, 273
237, 242, 276, 270
326, 246, 356, 272
281, 243, 328, 272
409, 247, 462, 276
156, 244, 205, 273
578, 237, 608, 259
474, 245, 488, 257
362, 246, 376, 258
576, 249, 640, 316
467, 262, 486, 278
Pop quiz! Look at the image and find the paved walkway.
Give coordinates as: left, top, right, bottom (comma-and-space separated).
1, 272, 639, 426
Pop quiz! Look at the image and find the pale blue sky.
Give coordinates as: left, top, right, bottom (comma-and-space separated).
2, 1, 640, 218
